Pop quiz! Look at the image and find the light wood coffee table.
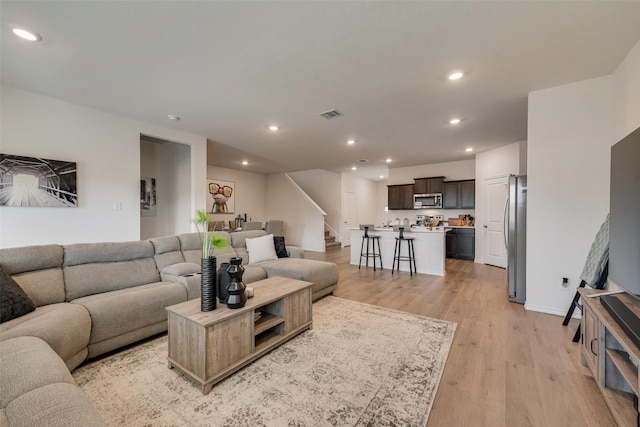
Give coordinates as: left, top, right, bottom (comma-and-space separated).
166, 276, 313, 394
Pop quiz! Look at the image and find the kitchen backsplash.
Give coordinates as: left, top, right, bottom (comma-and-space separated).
384, 208, 475, 225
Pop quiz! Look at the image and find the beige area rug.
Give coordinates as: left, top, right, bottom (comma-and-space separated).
73, 296, 456, 427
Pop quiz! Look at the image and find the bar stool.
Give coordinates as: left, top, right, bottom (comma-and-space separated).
392, 227, 416, 276
359, 226, 382, 271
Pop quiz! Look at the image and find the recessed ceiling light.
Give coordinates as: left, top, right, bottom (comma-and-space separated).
465, 147, 473, 152
379, 175, 384, 179
241, 160, 249, 165
448, 71, 464, 80
347, 139, 356, 145
167, 115, 180, 121
449, 118, 461, 125
269, 125, 279, 131
351, 166, 357, 171
385, 158, 392, 163
12, 28, 42, 42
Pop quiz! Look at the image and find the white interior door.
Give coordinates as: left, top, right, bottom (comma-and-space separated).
484, 176, 509, 268
342, 191, 356, 247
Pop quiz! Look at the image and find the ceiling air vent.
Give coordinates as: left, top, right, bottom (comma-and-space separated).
319, 109, 343, 119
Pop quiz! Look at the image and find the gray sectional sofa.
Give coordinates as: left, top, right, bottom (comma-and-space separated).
0, 230, 338, 427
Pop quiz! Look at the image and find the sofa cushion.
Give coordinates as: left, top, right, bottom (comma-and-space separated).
0, 269, 35, 323
0, 303, 91, 368
0, 336, 74, 409
5, 383, 104, 427
246, 234, 278, 264
63, 240, 154, 266
260, 258, 339, 295
64, 257, 161, 302
0, 245, 63, 275
10, 268, 66, 307
149, 236, 185, 272
71, 281, 187, 355
0, 245, 65, 306
242, 266, 269, 284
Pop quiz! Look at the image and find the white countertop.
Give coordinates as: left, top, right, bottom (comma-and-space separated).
351, 226, 448, 233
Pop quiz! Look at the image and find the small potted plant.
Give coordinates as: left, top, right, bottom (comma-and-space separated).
193, 209, 228, 311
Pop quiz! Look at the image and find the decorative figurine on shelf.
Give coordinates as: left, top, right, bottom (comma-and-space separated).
225, 257, 247, 309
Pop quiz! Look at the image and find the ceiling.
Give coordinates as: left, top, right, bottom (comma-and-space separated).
2, 1, 639, 180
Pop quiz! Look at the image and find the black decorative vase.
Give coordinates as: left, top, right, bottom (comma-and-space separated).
216, 262, 230, 304
225, 257, 246, 309
201, 256, 217, 311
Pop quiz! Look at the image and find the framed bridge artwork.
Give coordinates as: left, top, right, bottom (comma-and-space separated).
0, 154, 78, 207
207, 179, 234, 214
140, 177, 157, 216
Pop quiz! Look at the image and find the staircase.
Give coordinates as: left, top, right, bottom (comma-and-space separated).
324, 231, 341, 251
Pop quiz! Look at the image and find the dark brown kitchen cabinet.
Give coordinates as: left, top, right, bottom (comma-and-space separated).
387, 184, 414, 210
442, 180, 475, 209
446, 228, 475, 260
413, 177, 444, 194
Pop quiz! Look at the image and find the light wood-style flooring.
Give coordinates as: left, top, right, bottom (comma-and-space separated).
305, 247, 616, 427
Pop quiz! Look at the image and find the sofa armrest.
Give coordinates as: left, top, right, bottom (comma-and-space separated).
287, 246, 304, 259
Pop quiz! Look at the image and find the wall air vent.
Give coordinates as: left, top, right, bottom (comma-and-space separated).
319, 109, 344, 119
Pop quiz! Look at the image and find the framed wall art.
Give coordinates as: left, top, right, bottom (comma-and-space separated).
207, 179, 234, 213
0, 154, 78, 207
140, 177, 156, 216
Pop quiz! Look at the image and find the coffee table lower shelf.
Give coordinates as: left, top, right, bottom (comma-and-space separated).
165, 277, 313, 395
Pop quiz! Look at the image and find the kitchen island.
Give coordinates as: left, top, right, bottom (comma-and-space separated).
350, 227, 449, 276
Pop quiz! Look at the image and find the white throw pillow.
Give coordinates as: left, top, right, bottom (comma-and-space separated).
245, 234, 278, 264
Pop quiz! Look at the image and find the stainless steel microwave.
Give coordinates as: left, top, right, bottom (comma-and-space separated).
413, 193, 442, 209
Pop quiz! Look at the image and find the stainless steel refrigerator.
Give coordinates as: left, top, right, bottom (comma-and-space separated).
507, 175, 527, 304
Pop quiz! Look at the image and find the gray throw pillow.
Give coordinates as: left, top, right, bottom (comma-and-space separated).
0, 268, 36, 323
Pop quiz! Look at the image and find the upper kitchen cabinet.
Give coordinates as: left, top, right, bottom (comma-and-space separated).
388, 184, 414, 210
413, 177, 444, 194
442, 180, 475, 209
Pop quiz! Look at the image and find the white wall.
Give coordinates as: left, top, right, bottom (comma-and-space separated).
289, 169, 341, 238
341, 173, 378, 240
140, 140, 191, 239
527, 77, 614, 315
527, 39, 640, 316
474, 141, 527, 264
612, 40, 640, 140
205, 165, 267, 227
264, 173, 326, 252
0, 86, 207, 248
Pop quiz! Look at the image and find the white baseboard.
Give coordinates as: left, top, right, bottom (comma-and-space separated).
524, 303, 581, 319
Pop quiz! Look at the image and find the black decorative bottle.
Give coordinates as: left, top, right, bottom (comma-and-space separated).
225, 257, 247, 309
216, 262, 230, 304
200, 256, 217, 311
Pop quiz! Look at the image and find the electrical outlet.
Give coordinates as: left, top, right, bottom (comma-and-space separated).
560, 277, 570, 292
114, 201, 122, 211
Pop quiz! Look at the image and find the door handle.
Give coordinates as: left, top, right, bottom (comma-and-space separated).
503, 196, 509, 250
483, 225, 488, 228
590, 337, 598, 356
